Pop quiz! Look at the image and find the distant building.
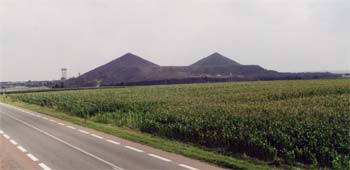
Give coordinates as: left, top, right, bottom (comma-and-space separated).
61, 68, 67, 81
342, 73, 350, 78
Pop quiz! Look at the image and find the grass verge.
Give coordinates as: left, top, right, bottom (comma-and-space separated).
0, 96, 274, 170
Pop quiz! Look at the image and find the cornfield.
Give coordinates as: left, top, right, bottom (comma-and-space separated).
9, 79, 350, 168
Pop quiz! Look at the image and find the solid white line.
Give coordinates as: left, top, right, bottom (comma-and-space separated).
106, 139, 120, 145
27, 153, 39, 161
178, 164, 199, 170
4, 134, 10, 139
91, 134, 104, 139
79, 129, 90, 134
0, 130, 3, 134
66, 125, 76, 129
124, 146, 144, 153
58, 122, 65, 126
39, 163, 52, 170
17, 146, 27, 153
3, 113, 124, 170
148, 154, 171, 162
10, 139, 18, 145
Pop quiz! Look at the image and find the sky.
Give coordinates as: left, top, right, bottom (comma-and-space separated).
0, 0, 349, 81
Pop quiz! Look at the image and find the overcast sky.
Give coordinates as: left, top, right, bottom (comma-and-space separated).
1, 0, 349, 81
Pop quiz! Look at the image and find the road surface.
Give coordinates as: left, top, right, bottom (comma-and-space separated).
0, 103, 220, 170
0, 135, 40, 170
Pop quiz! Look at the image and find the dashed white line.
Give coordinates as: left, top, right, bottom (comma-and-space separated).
27, 153, 39, 162
106, 139, 120, 145
49, 119, 56, 123
79, 129, 90, 134
124, 146, 144, 153
91, 134, 104, 139
10, 139, 18, 145
17, 146, 27, 153
148, 154, 171, 162
3, 112, 124, 170
178, 164, 199, 170
4, 134, 10, 139
66, 125, 76, 129
39, 163, 52, 170
2, 105, 200, 170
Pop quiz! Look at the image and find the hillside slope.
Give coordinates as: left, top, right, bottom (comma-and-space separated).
66, 53, 339, 87
191, 52, 241, 66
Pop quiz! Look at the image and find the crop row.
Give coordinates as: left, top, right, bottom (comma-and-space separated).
9, 79, 350, 168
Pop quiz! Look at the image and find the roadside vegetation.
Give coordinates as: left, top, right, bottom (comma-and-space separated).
3, 79, 350, 169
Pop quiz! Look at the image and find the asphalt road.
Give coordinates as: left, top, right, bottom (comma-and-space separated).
0, 103, 220, 170
0, 135, 40, 170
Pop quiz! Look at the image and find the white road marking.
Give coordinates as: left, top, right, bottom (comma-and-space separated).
0, 130, 3, 134
106, 139, 120, 145
27, 153, 39, 161
10, 139, 18, 145
2, 106, 199, 170
17, 146, 27, 153
49, 119, 56, 123
148, 154, 171, 162
39, 163, 52, 170
66, 125, 76, 129
178, 164, 199, 170
79, 129, 89, 134
124, 146, 144, 153
4, 134, 10, 139
91, 134, 104, 139
3, 113, 124, 170
58, 122, 65, 126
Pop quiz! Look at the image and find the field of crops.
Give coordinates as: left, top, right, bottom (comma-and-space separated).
8, 79, 350, 168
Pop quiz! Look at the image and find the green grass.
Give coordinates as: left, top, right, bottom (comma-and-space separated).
0, 96, 272, 170
3, 79, 350, 169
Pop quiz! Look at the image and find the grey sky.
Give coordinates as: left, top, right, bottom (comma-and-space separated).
1, 0, 349, 81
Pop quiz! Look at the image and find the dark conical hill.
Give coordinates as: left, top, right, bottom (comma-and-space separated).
103, 53, 159, 68
191, 53, 241, 66
66, 53, 160, 86
65, 52, 320, 88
